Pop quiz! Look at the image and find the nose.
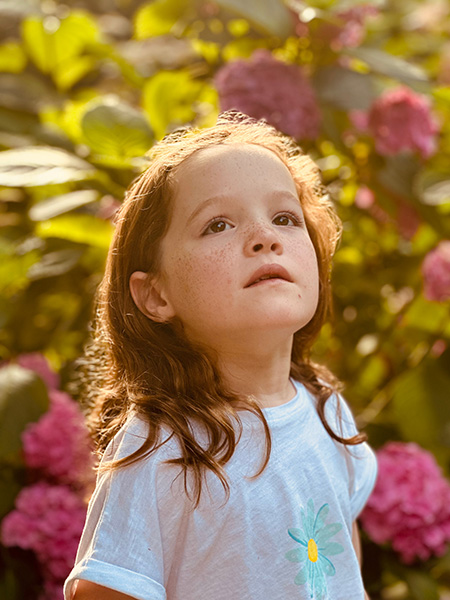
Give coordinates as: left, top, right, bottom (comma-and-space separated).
244, 222, 283, 256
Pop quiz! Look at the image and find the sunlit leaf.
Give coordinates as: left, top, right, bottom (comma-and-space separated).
28, 249, 84, 279
313, 67, 375, 111
143, 71, 212, 139
36, 214, 113, 249
0, 147, 97, 186
0, 42, 27, 73
134, 0, 190, 39
0, 365, 49, 466
403, 297, 449, 335
22, 12, 98, 88
343, 47, 430, 91
0, 243, 40, 296
22, 16, 52, 73
29, 190, 99, 221
215, 0, 294, 38
414, 170, 450, 206
81, 96, 153, 161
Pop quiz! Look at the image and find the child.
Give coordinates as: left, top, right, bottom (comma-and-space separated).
64, 111, 377, 600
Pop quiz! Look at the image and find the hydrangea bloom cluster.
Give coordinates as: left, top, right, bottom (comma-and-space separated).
17, 353, 60, 389
422, 240, 450, 301
367, 86, 439, 159
0, 353, 94, 600
23, 389, 94, 487
320, 5, 378, 51
1, 483, 87, 600
360, 442, 450, 563
215, 49, 321, 140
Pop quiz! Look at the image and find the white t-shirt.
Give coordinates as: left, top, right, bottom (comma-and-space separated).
64, 380, 377, 600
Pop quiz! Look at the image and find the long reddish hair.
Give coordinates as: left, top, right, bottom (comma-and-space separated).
83, 112, 365, 507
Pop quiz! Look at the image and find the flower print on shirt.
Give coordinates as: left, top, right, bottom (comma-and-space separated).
285, 499, 344, 599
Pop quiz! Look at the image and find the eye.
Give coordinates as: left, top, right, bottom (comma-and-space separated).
273, 212, 302, 227
203, 219, 233, 235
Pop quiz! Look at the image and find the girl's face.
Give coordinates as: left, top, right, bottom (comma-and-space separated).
151, 144, 319, 352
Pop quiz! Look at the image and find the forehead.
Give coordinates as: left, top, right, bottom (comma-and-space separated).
172, 143, 298, 198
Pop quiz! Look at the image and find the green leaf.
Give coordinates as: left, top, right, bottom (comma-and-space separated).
215, 0, 294, 38
0, 42, 27, 73
0, 466, 23, 519
27, 249, 84, 280
0, 365, 49, 466
0, 242, 40, 297
313, 67, 375, 111
134, 0, 190, 39
414, 170, 450, 206
36, 214, 113, 249
404, 569, 439, 600
29, 190, 99, 221
21, 16, 53, 74
81, 96, 153, 162
391, 360, 450, 463
22, 12, 99, 86
0, 146, 98, 187
143, 71, 211, 139
343, 47, 430, 91
403, 297, 449, 335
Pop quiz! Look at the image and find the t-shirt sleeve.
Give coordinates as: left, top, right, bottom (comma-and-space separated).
332, 394, 378, 521
64, 420, 182, 600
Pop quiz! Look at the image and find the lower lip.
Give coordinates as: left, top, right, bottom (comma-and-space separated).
247, 278, 289, 288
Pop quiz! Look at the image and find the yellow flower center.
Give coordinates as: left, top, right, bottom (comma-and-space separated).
308, 538, 318, 562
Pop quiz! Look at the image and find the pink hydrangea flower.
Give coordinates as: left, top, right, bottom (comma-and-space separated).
215, 49, 321, 140
319, 5, 378, 51
22, 390, 95, 487
1, 482, 87, 597
360, 442, 450, 563
422, 240, 450, 301
367, 86, 439, 159
17, 353, 60, 389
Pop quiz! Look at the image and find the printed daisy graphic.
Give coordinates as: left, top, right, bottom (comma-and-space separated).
285, 499, 344, 599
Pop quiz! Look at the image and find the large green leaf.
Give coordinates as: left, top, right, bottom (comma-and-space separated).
391, 360, 450, 463
313, 67, 375, 111
0, 147, 98, 186
0, 365, 49, 466
0, 42, 26, 74
27, 249, 84, 280
29, 190, 99, 221
134, 0, 191, 39
22, 12, 99, 88
344, 47, 430, 91
215, 0, 294, 38
36, 213, 113, 249
81, 97, 153, 163
143, 71, 212, 139
414, 170, 450, 206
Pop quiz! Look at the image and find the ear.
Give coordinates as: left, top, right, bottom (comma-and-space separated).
129, 271, 176, 323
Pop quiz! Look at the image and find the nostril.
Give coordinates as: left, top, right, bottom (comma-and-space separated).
253, 243, 263, 252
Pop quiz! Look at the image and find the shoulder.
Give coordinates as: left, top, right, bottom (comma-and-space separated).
100, 412, 181, 469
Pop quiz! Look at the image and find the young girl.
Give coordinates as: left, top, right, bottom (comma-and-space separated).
64, 111, 377, 600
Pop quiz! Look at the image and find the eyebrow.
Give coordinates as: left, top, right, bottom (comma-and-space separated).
186, 190, 301, 226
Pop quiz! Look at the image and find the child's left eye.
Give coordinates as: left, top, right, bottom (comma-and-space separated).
273, 213, 300, 227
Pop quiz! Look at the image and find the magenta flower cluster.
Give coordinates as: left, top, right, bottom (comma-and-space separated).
1, 483, 87, 600
0, 354, 94, 600
351, 86, 439, 159
422, 240, 450, 302
215, 49, 321, 140
23, 389, 94, 487
360, 442, 450, 563
368, 86, 439, 159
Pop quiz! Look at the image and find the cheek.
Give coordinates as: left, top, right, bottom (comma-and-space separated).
165, 246, 234, 303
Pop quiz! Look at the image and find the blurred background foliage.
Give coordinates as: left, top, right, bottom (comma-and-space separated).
0, 0, 449, 598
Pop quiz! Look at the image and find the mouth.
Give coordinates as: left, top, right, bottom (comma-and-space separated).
245, 264, 293, 288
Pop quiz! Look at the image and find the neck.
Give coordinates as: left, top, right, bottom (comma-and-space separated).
216, 337, 296, 409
